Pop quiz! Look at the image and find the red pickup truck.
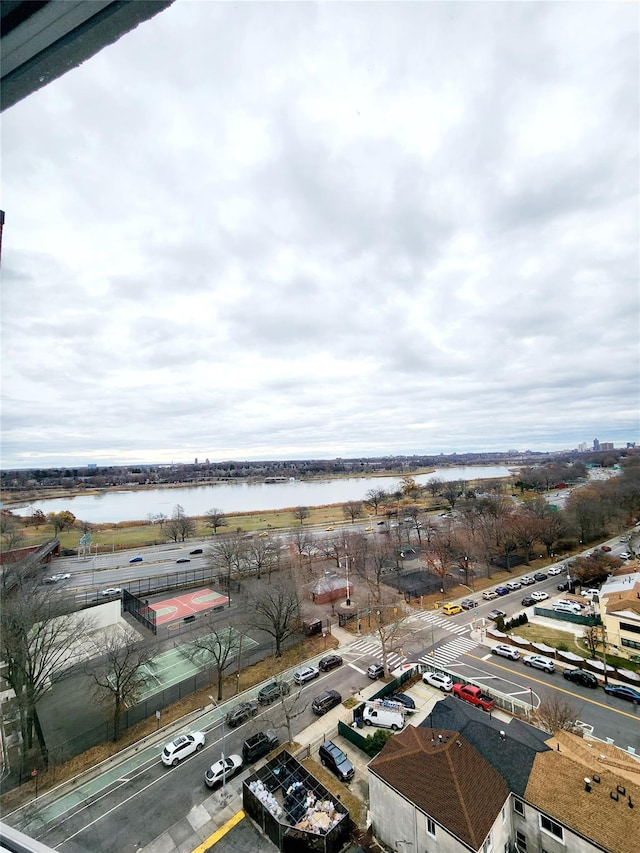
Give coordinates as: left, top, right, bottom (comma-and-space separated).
452, 683, 495, 712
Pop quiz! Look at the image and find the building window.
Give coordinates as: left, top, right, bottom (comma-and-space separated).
513, 798, 525, 816
426, 816, 436, 838
540, 815, 564, 842
620, 622, 640, 636
621, 637, 640, 650
483, 830, 493, 853
516, 830, 527, 851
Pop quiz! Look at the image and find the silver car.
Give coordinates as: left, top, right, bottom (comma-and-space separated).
293, 665, 320, 685
491, 644, 520, 661
523, 655, 555, 674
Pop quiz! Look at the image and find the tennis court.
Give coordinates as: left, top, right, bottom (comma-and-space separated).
130, 627, 259, 703
150, 588, 229, 625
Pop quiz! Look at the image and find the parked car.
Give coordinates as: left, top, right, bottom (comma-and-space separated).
603, 684, 640, 704
460, 598, 478, 609
581, 589, 600, 599
523, 655, 555, 673
441, 603, 462, 616
225, 701, 258, 728
189, 548, 203, 555
530, 591, 549, 602
491, 644, 520, 660
311, 689, 342, 716
548, 566, 563, 576
258, 681, 290, 704
482, 590, 498, 601
318, 741, 355, 782
495, 586, 510, 596
293, 665, 320, 685
318, 654, 343, 672
520, 576, 535, 585
101, 587, 122, 597
204, 754, 243, 788
556, 581, 577, 593
553, 602, 582, 615
129, 556, 143, 563
521, 596, 536, 607
505, 581, 522, 591
161, 732, 205, 766
563, 669, 598, 688
422, 671, 453, 692
318, 655, 342, 672
242, 730, 279, 763
387, 693, 416, 712
533, 572, 548, 581
487, 609, 507, 621
367, 663, 385, 680
362, 704, 404, 730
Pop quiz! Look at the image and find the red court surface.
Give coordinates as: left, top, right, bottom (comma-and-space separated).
150, 588, 229, 625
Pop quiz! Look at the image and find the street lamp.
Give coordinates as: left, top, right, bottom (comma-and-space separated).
344, 554, 351, 606
209, 696, 227, 790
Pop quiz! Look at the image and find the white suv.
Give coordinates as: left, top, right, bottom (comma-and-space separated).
161, 732, 205, 766
422, 671, 453, 692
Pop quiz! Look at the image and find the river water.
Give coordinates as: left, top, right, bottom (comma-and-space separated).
10, 465, 515, 524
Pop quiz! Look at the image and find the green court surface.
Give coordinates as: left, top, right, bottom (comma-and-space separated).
130, 628, 259, 703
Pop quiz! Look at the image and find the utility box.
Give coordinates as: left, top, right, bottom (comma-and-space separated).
302, 618, 322, 637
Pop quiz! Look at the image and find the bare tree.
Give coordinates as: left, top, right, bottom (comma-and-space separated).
88, 631, 156, 741
426, 477, 443, 498
165, 504, 196, 542
250, 572, 301, 657
208, 534, 247, 603
535, 693, 581, 734
364, 488, 388, 515
582, 624, 603, 658
343, 501, 364, 523
0, 515, 25, 552
293, 506, 310, 526
180, 621, 246, 700
1, 580, 94, 763
204, 507, 228, 536
372, 606, 411, 678
442, 481, 463, 509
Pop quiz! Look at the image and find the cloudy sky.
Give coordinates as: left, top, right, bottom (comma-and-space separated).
2, 1, 638, 470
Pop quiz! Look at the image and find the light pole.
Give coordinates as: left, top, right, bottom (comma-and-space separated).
209, 696, 227, 790
344, 554, 351, 606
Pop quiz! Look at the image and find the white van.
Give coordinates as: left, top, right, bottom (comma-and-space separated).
553, 602, 582, 615
362, 704, 404, 731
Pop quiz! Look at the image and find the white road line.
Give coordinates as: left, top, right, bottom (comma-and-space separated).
348, 663, 366, 674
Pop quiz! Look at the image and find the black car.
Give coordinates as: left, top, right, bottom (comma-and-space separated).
190, 548, 203, 555
311, 689, 342, 715
388, 693, 416, 712
258, 680, 291, 704
563, 669, 598, 688
318, 654, 343, 672
533, 572, 548, 581
460, 598, 478, 610
557, 581, 577, 593
318, 740, 355, 782
225, 701, 258, 728
603, 684, 640, 704
176, 557, 190, 563
521, 596, 536, 607
242, 730, 279, 763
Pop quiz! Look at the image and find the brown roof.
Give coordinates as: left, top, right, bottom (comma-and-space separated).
606, 597, 640, 617
525, 750, 640, 853
369, 727, 509, 850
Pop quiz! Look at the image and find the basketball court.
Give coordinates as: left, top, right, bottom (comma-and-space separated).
149, 588, 229, 625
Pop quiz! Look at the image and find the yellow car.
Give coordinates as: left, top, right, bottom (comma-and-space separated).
442, 603, 463, 616
364, 526, 374, 531
326, 526, 335, 531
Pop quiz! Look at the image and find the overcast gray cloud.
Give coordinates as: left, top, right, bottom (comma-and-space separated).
1, 0, 638, 469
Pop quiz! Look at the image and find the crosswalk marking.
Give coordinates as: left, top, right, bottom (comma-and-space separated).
344, 638, 407, 668
419, 636, 478, 667
409, 610, 470, 635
